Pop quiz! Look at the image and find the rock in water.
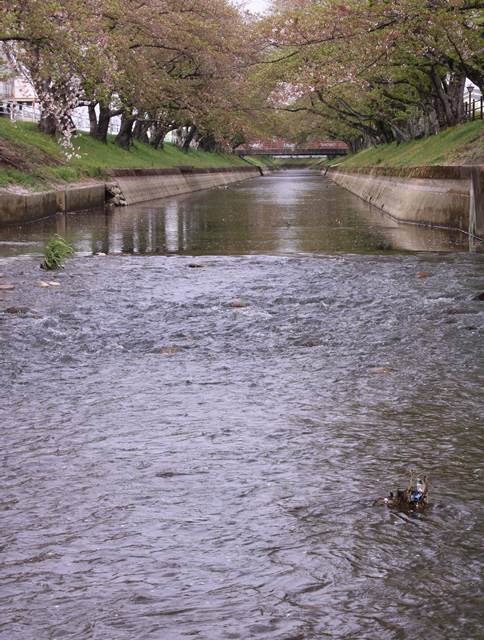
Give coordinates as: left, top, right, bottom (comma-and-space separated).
227, 298, 249, 308
4, 306, 30, 315
0, 284, 15, 291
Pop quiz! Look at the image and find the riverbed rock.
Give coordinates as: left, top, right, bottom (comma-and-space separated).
417, 271, 430, 279
473, 292, 484, 301
369, 367, 394, 375
226, 298, 250, 308
295, 338, 322, 348
188, 263, 208, 269
157, 346, 183, 355
4, 306, 30, 315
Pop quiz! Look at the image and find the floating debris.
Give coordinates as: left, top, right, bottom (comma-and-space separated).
0, 284, 15, 291
375, 472, 429, 512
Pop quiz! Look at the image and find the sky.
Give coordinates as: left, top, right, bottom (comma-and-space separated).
244, 0, 270, 13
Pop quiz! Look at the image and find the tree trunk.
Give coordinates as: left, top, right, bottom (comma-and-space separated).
150, 123, 171, 149
94, 104, 112, 143
182, 125, 197, 152
430, 68, 466, 127
133, 120, 150, 144
39, 112, 57, 136
198, 133, 218, 152
115, 113, 136, 149
88, 103, 98, 137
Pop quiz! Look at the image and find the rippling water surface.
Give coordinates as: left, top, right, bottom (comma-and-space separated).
1, 171, 483, 639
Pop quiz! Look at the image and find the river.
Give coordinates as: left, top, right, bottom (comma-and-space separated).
1, 170, 483, 639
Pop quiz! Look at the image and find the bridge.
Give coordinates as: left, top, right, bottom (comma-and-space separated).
238, 140, 349, 158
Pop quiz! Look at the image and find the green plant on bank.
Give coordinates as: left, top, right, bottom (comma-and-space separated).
41, 234, 74, 270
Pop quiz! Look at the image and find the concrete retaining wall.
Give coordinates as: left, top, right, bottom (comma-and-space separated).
104, 166, 260, 206
327, 165, 484, 237
0, 183, 106, 226
0, 166, 261, 225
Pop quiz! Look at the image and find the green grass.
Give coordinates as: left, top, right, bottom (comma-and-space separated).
0, 118, 248, 190
241, 155, 276, 168
339, 120, 484, 168
242, 155, 322, 168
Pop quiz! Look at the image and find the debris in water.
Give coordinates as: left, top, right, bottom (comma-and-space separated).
188, 263, 207, 268
375, 472, 429, 512
37, 281, 50, 288
417, 271, 430, 279
0, 284, 15, 291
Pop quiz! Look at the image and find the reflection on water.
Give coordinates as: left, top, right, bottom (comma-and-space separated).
0, 171, 480, 256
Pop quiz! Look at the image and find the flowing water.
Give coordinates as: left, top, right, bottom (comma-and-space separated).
1, 171, 483, 639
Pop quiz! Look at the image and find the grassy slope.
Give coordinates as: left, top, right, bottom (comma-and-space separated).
243, 155, 322, 168
331, 120, 484, 169
0, 119, 248, 190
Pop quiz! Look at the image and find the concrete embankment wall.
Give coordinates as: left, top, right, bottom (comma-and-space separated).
0, 166, 261, 225
105, 166, 261, 206
0, 182, 107, 226
327, 166, 484, 237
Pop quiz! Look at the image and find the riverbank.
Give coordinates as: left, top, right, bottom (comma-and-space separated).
330, 121, 484, 169
0, 119, 263, 224
325, 122, 484, 239
0, 119, 249, 192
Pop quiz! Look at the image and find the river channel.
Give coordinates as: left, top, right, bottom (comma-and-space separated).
1, 170, 483, 639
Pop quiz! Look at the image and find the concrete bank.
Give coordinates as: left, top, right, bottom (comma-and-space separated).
105, 166, 260, 206
0, 166, 261, 225
327, 165, 484, 238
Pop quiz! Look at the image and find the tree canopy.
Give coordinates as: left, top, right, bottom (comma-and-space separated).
0, 0, 482, 151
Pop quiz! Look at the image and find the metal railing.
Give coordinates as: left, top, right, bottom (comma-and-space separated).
464, 97, 483, 121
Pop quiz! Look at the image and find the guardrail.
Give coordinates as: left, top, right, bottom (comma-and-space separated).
464, 97, 483, 121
